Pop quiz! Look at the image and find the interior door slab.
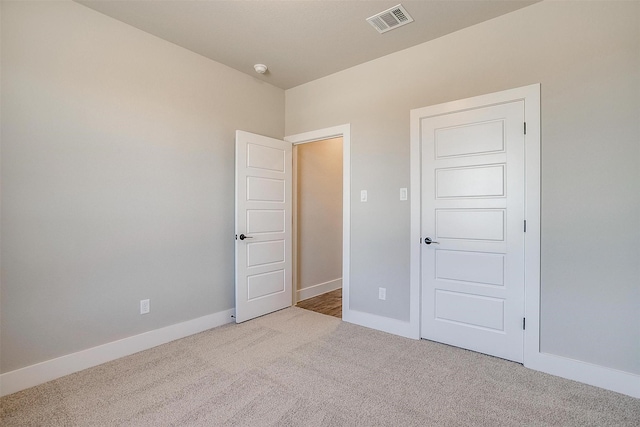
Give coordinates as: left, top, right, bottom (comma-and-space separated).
420, 101, 525, 363
235, 131, 292, 323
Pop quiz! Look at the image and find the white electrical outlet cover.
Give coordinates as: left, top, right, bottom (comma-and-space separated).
140, 299, 150, 314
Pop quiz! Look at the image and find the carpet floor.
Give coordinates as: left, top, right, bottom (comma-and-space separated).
1, 307, 638, 426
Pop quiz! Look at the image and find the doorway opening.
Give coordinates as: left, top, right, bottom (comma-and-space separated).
285, 124, 351, 320
293, 137, 343, 318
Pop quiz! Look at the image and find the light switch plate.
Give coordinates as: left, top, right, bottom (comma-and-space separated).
400, 188, 408, 201
361, 190, 367, 202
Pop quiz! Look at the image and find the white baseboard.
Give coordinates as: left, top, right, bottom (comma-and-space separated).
0, 308, 235, 397
4, 306, 636, 400
297, 278, 341, 302
347, 309, 639, 398
525, 351, 640, 398
343, 309, 419, 340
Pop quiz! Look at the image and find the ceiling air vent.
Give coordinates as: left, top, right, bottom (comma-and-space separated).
366, 4, 414, 34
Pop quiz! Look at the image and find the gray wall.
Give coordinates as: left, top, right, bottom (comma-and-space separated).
1, 1, 284, 373
286, 1, 640, 374
296, 138, 343, 297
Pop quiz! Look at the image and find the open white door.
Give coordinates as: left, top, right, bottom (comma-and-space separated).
235, 130, 292, 323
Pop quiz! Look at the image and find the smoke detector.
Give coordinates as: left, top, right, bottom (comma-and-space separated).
366, 4, 414, 34
254, 64, 268, 74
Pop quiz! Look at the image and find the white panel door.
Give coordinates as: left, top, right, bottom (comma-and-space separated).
235, 131, 292, 323
421, 101, 525, 362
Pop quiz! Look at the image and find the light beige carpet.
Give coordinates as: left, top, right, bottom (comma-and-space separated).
1, 307, 638, 426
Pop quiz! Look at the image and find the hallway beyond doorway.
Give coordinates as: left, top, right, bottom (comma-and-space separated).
296, 289, 342, 318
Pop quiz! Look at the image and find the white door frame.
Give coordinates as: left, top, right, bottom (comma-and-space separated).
285, 124, 351, 318
410, 84, 541, 363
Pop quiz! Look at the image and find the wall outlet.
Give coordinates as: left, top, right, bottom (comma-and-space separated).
361, 190, 368, 202
140, 299, 150, 314
378, 287, 386, 301
400, 188, 408, 201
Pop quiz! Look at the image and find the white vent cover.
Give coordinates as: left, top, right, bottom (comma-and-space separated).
366, 4, 414, 34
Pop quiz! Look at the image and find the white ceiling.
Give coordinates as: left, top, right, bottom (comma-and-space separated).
77, 1, 539, 90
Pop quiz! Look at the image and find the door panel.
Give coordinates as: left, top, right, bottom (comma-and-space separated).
435, 290, 505, 331
246, 210, 285, 233
435, 250, 505, 286
435, 209, 505, 241
247, 240, 285, 267
435, 120, 505, 158
247, 269, 286, 300
236, 131, 292, 323
247, 143, 286, 171
421, 101, 525, 362
436, 164, 505, 198
246, 177, 285, 202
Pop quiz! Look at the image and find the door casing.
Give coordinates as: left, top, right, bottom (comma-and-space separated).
410, 84, 541, 366
285, 124, 351, 318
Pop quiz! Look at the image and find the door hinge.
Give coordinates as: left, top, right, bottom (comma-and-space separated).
524, 122, 527, 135
522, 318, 526, 330
524, 220, 527, 232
